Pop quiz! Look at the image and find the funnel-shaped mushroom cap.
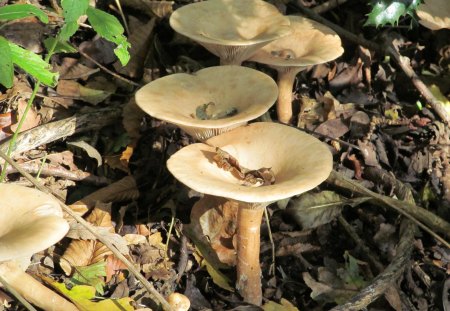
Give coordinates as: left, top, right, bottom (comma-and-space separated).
250, 16, 344, 70
135, 66, 278, 140
417, 0, 450, 30
167, 122, 332, 203
0, 184, 69, 262
169, 0, 292, 64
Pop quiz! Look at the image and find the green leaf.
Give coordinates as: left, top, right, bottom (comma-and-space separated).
337, 251, 367, 289
61, 0, 89, 22
0, 36, 14, 88
44, 37, 77, 54
8, 42, 59, 87
71, 261, 107, 295
285, 191, 370, 230
86, 6, 130, 65
364, 0, 422, 27
0, 4, 48, 23
59, 21, 80, 41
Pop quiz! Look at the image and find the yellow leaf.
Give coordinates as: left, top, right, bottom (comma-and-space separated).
44, 278, 134, 311
263, 298, 299, 311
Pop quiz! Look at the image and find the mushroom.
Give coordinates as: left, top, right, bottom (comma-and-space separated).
416, 0, 450, 30
250, 16, 344, 124
169, 0, 292, 65
167, 122, 332, 305
135, 65, 278, 141
0, 184, 75, 311
167, 292, 190, 311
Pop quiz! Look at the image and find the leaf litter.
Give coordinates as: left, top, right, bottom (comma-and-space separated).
0, 0, 449, 310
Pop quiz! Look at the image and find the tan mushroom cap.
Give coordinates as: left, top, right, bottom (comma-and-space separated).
417, 0, 450, 30
249, 15, 344, 70
169, 0, 292, 64
0, 184, 69, 262
167, 122, 332, 203
135, 66, 278, 140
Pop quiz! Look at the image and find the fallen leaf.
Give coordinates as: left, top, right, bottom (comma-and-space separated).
68, 140, 102, 166
285, 191, 369, 230
263, 298, 299, 311
44, 278, 134, 311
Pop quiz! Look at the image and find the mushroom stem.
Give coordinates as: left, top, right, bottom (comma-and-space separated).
0, 261, 78, 311
236, 202, 266, 306
276, 69, 303, 124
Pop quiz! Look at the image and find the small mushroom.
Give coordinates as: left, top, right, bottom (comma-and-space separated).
0, 184, 75, 311
250, 16, 344, 124
135, 66, 278, 141
416, 0, 450, 30
169, 0, 292, 65
167, 122, 332, 305
167, 292, 190, 311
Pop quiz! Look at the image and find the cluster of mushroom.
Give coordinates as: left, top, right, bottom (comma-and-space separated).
0, 184, 75, 311
135, 0, 342, 306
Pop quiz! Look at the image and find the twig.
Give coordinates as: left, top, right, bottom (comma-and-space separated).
337, 215, 384, 273
3, 161, 110, 185
288, 1, 450, 124
312, 0, 348, 14
0, 106, 122, 159
113, 0, 130, 35
176, 233, 188, 284
327, 170, 450, 247
331, 218, 415, 311
386, 44, 450, 124
78, 49, 140, 87
0, 150, 173, 311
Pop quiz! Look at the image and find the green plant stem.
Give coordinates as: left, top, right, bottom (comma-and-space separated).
0, 37, 58, 182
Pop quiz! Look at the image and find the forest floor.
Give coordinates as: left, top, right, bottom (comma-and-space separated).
0, 0, 449, 310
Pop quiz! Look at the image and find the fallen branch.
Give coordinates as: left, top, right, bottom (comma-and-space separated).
4, 161, 110, 185
327, 170, 450, 247
0, 106, 122, 159
331, 218, 415, 310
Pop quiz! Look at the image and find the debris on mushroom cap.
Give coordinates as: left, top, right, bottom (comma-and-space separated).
167, 122, 332, 203
169, 0, 292, 64
135, 66, 278, 140
0, 184, 69, 262
417, 0, 450, 30
167, 292, 190, 311
250, 15, 344, 69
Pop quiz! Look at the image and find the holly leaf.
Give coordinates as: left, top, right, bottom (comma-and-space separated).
365, 0, 422, 27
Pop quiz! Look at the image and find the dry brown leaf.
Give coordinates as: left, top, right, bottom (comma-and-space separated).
104, 155, 131, 173
60, 203, 115, 275
10, 97, 41, 132
69, 176, 139, 215
0, 17, 44, 53
56, 80, 112, 105
47, 151, 79, 171
114, 17, 156, 78
121, 0, 173, 18
122, 98, 145, 142
190, 196, 238, 266
56, 57, 100, 80
105, 254, 128, 282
